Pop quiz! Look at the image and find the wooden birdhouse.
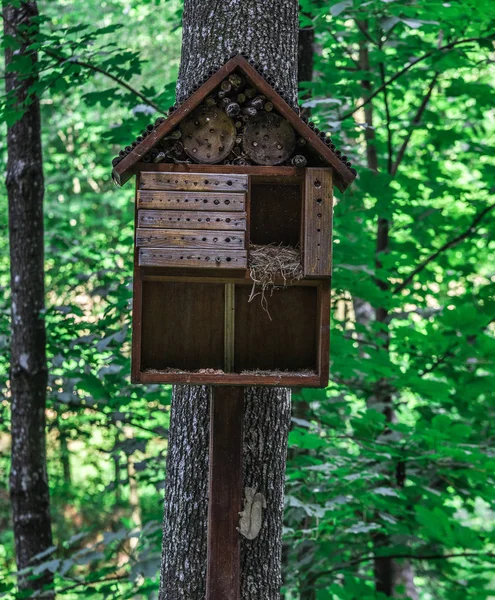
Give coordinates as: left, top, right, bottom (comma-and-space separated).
112, 56, 356, 387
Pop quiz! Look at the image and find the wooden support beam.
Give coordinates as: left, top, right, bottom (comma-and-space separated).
224, 284, 235, 372
207, 386, 244, 600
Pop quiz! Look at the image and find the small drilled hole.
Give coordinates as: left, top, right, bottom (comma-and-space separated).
225, 238, 231, 243
316, 198, 322, 204
227, 180, 233, 186
226, 257, 232, 262
314, 179, 321, 188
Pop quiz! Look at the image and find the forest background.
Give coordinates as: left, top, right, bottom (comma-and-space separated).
1, 0, 494, 598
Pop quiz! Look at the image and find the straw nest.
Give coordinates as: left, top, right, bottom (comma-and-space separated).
248, 244, 303, 317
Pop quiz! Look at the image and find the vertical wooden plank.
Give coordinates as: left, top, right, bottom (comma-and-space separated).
246, 175, 252, 250
207, 387, 244, 600
224, 284, 235, 372
131, 172, 143, 382
303, 168, 333, 277
317, 282, 331, 387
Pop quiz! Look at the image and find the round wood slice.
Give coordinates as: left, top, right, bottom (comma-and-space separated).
180, 106, 236, 164
242, 113, 296, 165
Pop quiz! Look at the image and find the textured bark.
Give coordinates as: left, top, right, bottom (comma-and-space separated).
159, 6, 297, 598
3, 1, 54, 596
241, 388, 291, 598
159, 386, 210, 599
176, 0, 298, 107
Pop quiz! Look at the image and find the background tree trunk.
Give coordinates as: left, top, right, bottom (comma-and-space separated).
3, 1, 54, 596
159, 3, 298, 598
357, 20, 418, 599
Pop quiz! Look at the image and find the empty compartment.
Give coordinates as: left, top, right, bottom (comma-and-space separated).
140, 281, 225, 371
249, 183, 302, 247
234, 284, 317, 373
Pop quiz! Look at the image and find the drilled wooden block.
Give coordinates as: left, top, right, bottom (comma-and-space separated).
138, 210, 246, 230
137, 190, 246, 212
180, 106, 236, 164
136, 228, 245, 249
139, 248, 247, 269
303, 168, 333, 277
140, 172, 248, 192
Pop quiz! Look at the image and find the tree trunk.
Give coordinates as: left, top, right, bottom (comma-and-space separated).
357, 21, 417, 598
176, 0, 298, 107
59, 421, 72, 490
159, 4, 298, 598
3, 1, 54, 596
124, 426, 143, 553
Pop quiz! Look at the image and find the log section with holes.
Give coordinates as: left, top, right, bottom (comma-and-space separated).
136, 172, 248, 270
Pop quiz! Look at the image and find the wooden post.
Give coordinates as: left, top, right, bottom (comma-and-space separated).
206, 386, 244, 600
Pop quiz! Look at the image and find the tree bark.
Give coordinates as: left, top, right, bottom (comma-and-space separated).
58, 421, 72, 490
3, 1, 54, 596
176, 0, 298, 107
159, 4, 298, 598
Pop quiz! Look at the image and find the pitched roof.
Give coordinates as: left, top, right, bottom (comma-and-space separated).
112, 55, 356, 192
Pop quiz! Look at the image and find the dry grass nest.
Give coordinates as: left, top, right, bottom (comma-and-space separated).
248, 244, 303, 317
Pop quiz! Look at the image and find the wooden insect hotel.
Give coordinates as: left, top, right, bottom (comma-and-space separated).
112, 56, 356, 387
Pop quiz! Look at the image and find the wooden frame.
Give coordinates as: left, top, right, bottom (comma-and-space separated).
131, 165, 332, 387
131, 275, 330, 387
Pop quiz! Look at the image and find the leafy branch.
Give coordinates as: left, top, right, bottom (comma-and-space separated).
341, 36, 493, 121
316, 550, 495, 579
1, 11, 166, 114
394, 203, 495, 295
391, 72, 439, 175
40, 46, 166, 114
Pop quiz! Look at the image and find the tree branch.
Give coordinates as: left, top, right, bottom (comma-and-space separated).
394, 203, 495, 295
391, 72, 439, 175
379, 62, 393, 174
316, 551, 494, 580
341, 36, 490, 121
0, 11, 166, 114
41, 47, 166, 113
